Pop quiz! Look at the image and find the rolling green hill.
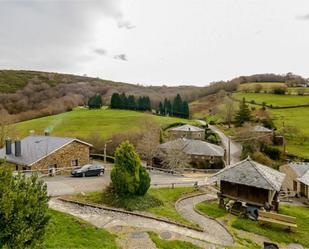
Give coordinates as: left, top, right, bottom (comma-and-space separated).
233, 92, 309, 107
13, 108, 192, 140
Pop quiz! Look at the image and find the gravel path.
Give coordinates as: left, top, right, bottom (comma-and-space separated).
49, 198, 229, 246
176, 193, 234, 246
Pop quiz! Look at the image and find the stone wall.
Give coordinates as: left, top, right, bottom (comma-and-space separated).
29, 141, 90, 173
279, 164, 299, 193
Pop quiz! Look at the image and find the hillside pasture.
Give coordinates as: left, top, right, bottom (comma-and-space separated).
238, 82, 286, 93
233, 92, 309, 107
13, 108, 192, 139
270, 107, 309, 158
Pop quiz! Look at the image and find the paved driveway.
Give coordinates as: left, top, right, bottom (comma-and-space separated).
45, 169, 208, 196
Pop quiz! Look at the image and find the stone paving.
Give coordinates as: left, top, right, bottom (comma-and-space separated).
175, 193, 234, 246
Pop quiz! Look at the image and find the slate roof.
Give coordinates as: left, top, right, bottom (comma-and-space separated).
159, 138, 224, 157
253, 125, 273, 133
212, 157, 285, 191
288, 162, 309, 178
298, 170, 309, 186
0, 136, 92, 166
170, 124, 204, 132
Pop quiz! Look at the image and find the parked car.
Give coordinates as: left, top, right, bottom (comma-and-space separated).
71, 164, 105, 177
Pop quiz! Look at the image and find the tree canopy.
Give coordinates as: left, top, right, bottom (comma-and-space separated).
235, 98, 252, 127
88, 93, 102, 109
158, 94, 189, 118
0, 162, 50, 249
110, 92, 151, 111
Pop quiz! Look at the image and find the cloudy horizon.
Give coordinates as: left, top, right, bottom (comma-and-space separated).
0, 0, 309, 86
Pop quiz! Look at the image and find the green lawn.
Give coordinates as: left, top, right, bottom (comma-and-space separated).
45, 209, 120, 249
68, 187, 199, 228
270, 107, 309, 158
196, 201, 309, 248
196, 201, 227, 218
148, 231, 203, 249
233, 92, 309, 107
13, 107, 192, 139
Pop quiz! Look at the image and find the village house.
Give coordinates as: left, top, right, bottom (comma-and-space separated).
153, 137, 225, 169
169, 124, 204, 140
212, 157, 286, 211
280, 162, 309, 199
0, 135, 92, 173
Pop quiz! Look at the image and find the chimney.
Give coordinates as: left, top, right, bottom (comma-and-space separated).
15, 140, 21, 157
5, 139, 12, 155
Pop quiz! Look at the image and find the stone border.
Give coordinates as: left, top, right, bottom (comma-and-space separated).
58, 197, 204, 232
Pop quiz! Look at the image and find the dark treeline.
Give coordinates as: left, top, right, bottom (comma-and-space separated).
88, 94, 103, 109
158, 94, 189, 118
110, 92, 151, 111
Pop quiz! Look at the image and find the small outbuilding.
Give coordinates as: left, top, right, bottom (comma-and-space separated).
154, 138, 225, 169
169, 124, 204, 140
0, 135, 92, 174
212, 157, 285, 211
280, 162, 309, 197
298, 171, 309, 200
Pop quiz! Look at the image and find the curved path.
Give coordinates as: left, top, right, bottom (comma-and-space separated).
49, 197, 233, 246
176, 193, 234, 246
209, 125, 242, 165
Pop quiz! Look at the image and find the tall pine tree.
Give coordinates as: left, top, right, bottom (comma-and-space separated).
172, 94, 183, 117
235, 98, 252, 127
182, 101, 190, 118
127, 95, 136, 110
111, 93, 121, 109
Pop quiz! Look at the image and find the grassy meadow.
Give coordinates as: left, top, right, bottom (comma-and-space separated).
238, 82, 286, 93
233, 92, 309, 107
13, 107, 192, 139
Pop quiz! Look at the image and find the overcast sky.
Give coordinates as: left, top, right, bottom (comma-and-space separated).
0, 0, 309, 86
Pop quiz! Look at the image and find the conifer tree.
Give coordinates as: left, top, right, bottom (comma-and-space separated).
127, 95, 136, 110
173, 94, 183, 117
110, 93, 121, 109
182, 101, 190, 118
235, 98, 252, 127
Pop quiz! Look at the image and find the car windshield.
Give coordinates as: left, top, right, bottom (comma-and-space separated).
80, 165, 91, 170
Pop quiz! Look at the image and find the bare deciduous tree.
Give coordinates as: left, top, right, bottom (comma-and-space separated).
219, 97, 237, 128
137, 119, 160, 165
161, 143, 190, 172
0, 109, 15, 147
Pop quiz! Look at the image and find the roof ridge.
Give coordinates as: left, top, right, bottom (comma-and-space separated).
249, 159, 276, 190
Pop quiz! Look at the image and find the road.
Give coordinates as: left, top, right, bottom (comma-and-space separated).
209, 125, 242, 165
45, 170, 208, 196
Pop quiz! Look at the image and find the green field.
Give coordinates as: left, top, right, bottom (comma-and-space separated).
45, 209, 120, 249
13, 108, 192, 139
233, 92, 309, 107
270, 107, 309, 158
239, 82, 286, 92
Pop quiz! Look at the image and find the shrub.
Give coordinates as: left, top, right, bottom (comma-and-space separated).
251, 152, 276, 168
110, 140, 150, 196
136, 167, 151, 196
0, 163, 50, 249
272, 86, 287, 95
262, 146, 281, 160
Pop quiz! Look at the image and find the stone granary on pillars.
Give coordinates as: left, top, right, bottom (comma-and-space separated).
169, 124, 204, 140
0, 135, 92, 174
212, 157, 286, 211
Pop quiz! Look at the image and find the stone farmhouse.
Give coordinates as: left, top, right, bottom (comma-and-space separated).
169, 124, 204, 140
213, 157, 286, 211
280, 162, 309, 200
0, 135, 92, 173
153, 138, 225, 169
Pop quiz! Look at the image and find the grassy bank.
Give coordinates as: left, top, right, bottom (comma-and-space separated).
13, 107, 192, 139
67, 187, 199, 228
45, 209, 120, 249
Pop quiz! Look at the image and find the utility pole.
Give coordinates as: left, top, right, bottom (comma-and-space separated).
104, 140, 112, 164
227, 137, 231, 166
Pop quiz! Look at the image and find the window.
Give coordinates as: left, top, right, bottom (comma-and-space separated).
71, 159, 79, 167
